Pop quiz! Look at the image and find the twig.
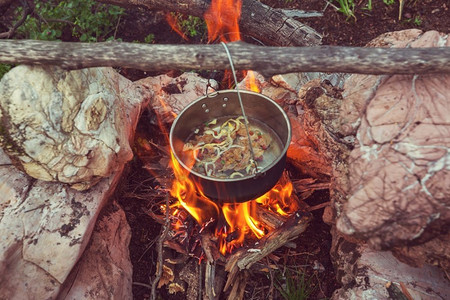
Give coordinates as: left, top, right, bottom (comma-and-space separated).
148, 140, 170, 156
307, 201, 331, 212
1, 40, 450, 76
266, 257, 274, 300
198, 262, 203, 300
0, 0, 31, 39
151, 193, 171, 300
133, 282, 153, 289
113, 14, 121, 40
280, 9, 323, 18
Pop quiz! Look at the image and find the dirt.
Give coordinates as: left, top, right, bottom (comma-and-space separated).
264, 0, 449, 46
113, 1, 449, 299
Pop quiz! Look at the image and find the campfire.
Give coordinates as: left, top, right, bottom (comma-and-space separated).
134, 0, 317, 298
140, 132, 312, 299
140, 85, 313, 298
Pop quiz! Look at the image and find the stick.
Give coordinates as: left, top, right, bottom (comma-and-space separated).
0, 40, 449, 76
224, 210, 312, 291
151, 194, 171, 300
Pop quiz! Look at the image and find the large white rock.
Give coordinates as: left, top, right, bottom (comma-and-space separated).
0, 66, 143, 190
0, 67, 145, 299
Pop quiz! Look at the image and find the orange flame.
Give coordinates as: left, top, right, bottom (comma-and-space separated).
204, 0, 242, 43
245, 70, 261, 93
169, 151, 219, 225
167, 151, 298, 255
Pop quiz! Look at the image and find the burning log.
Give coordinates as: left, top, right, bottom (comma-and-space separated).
1, 40, 449, 76
224, 210, 312, 293
98, 0, 321, 47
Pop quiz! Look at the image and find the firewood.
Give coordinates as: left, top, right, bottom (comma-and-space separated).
227, 271, 248, 300
1, 40, 449, 76
255, 205, 287, 230
224, 210, 312, 291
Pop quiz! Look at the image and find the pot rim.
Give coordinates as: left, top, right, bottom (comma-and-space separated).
169, 89, 292, 183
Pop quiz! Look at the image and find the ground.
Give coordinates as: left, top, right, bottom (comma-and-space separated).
1, 0, 447, 299
114, 1, 449, 299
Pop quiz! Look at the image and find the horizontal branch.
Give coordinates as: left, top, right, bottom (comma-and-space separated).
0, 39, 449, 76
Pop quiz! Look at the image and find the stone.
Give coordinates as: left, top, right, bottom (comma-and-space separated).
0, 146, 124, 299
0, 67, 145, 299
0, 66, 144, 190
136, 72, 218, 124
330, 229, 450, 300
58, 199, 133, 299
335, 31, 450, 262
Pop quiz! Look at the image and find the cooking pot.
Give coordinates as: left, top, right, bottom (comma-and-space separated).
169, 89, 291, 203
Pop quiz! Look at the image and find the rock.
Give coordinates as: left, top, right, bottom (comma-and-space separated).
136, 72, 218, 124
0, 66, 143, 190
58, 199, 133, 299
0, 146, 122, 299
335, 30, 450, 263
330, 229, 450, 300
0, 67, 145, 299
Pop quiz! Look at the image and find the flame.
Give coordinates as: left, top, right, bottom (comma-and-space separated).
245, 70, 261, 93
256, 177, 298, 216
204, 0, 242, 43
166, 13, 189, 41
169, 151, 219, 225
167, 150, 298, 255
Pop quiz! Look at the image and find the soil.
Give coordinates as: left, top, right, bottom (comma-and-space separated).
113, 1, 449, 299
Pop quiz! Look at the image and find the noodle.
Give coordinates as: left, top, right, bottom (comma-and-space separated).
183, 116, 272, 178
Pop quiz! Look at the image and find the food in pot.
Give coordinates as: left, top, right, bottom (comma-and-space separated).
182, 116, 281, 178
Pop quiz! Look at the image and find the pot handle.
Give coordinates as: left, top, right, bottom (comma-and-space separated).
220, 42, 260, 175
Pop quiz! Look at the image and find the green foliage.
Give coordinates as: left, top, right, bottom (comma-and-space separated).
364, 0, 373, 10
144, 33, 155, 44
383, 0, 396, 5
0, 64, 12, 80
413, 16, 422, 26
169, 13, 206, 38
16, 0, 124, 42
333, 0, 356, 20
275, 268, 317, 300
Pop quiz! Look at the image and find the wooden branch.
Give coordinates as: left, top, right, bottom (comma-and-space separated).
1, 40, 449, 76
224, 210, 312, 291
98, 0, 322, 46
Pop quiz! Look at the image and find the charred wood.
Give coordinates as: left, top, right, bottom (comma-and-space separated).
1, 40, 449, 76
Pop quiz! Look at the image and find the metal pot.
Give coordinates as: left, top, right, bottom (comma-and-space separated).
169, 90, 291, 203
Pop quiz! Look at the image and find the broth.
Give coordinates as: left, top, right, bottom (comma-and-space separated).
181, 115, 283, 179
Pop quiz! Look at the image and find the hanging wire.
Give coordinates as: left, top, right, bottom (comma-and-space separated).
220, 42, 259, 174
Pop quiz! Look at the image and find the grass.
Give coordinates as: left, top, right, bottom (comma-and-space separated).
332, 0, 356, 21
274, 267, 317, 300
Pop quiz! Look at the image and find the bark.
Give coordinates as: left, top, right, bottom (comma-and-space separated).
1, 40, 449, 76
97, 0, 322, 46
